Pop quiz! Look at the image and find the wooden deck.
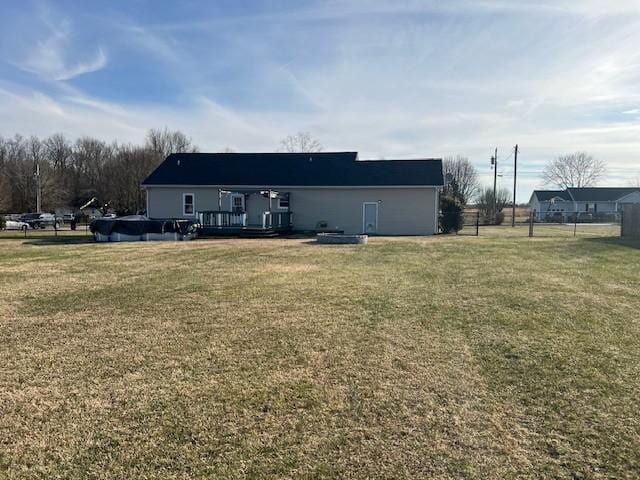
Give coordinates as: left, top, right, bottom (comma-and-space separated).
198, 211, 293, 237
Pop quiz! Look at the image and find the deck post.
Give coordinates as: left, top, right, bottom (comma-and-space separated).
218, 189, 222, 211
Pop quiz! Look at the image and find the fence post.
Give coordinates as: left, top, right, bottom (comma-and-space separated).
574, 212, 578, 237
476, 211, 479, 236
620, 209, 624, 237
529, 210, 534, 237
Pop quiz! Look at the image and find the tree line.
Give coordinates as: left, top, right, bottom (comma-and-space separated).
0, 129, 197, 215
0, 130, 331, 215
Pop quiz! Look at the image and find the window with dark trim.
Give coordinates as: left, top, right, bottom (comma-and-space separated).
183, 193, 194, 215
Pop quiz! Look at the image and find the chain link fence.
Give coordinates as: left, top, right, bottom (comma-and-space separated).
526, 210, 622, 238
0, 218, 93, 241
444, 208, 625, 239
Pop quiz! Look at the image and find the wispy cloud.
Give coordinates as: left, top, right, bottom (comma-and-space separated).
17, 16, 107, 81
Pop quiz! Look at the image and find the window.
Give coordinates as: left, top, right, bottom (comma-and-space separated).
231, 194, 244, 211
183, 193, 194, 216
593, 203, 598, 213
277, 196, 290, 209
585, 203, 590, 212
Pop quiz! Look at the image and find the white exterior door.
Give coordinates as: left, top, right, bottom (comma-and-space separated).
363, 202, 378, 234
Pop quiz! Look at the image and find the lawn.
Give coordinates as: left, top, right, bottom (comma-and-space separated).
1, 232, 639, 479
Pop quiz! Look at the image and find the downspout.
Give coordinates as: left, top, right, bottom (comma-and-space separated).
434, 187, 440, 234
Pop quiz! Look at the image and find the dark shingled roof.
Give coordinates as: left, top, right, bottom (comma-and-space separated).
567, 187, 640, 201
142, 152, 444, 187
532, 190, 572, 201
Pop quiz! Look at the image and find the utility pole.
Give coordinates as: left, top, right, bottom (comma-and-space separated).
492, 147, 498, 222
512, 144, 518, 227
35, 162, 42, 212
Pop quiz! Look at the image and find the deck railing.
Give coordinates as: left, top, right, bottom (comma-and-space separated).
262, 211, 293, 229
198, 211, 247, 227
198, 211, 293, 230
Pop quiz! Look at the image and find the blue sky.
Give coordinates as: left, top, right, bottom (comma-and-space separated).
1, 0, 640, 200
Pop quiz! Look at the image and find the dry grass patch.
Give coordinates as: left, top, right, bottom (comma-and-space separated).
1, 233, 639, 478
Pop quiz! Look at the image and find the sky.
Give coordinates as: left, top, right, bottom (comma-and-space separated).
1, 0, 640, 201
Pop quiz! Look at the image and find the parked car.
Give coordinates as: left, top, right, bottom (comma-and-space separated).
62, 213, 77, 224
544, 212, 564, 223
19, 213, 61, 229
577, 212, 594, 223
4, 220, 30, 231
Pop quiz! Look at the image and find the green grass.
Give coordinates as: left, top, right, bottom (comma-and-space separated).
1, 232, 639, 479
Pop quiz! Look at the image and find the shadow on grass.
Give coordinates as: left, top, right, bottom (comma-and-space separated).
583, 236, 640, 250
22, 236, 95, 246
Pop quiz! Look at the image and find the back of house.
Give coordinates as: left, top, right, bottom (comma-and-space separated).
142, 152, 444, 235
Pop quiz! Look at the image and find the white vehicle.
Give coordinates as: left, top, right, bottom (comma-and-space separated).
4, 220, 29, 231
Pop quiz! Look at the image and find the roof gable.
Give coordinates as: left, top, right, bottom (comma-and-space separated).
617, 191, 640, 203
532, 190, 572, 202
142, 152, 444, 187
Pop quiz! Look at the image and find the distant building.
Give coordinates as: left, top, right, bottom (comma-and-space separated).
529, 187, 640, 221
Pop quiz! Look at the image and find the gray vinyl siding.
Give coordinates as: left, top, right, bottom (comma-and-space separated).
532, 200, 573, 214
575, 201, 617, 212
146, 186, 439, 235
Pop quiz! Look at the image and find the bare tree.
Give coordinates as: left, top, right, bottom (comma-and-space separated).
13, 136, 38, 211
442, 155, 479, 205
145, 128, 198, 160
102, 145, 157, 214
0, 174, 11, 212
629, 176, 640, 188
71, 137, 115, 205
543, 152, 606, 189
0, 136, 12, 212
44, 133, 73, 171
476, 187, 510, 223
278, 132, 323, 153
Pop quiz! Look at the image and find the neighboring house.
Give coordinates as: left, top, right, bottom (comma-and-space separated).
529, 190, 573, 220
142, 152, 444, 235
529, 187, 640, 221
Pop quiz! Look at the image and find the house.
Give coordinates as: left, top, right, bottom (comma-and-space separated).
142, 152, 444, 235
529, 187, 640, 221
528, 190, 573, 220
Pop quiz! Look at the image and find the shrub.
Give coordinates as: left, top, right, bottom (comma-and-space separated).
439, 195, 464, 233
0, 215, 5, 230
495, 211, 505, 225
476, 187, 510, 224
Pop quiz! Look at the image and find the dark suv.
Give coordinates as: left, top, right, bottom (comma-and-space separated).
20, 213, 61, 229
